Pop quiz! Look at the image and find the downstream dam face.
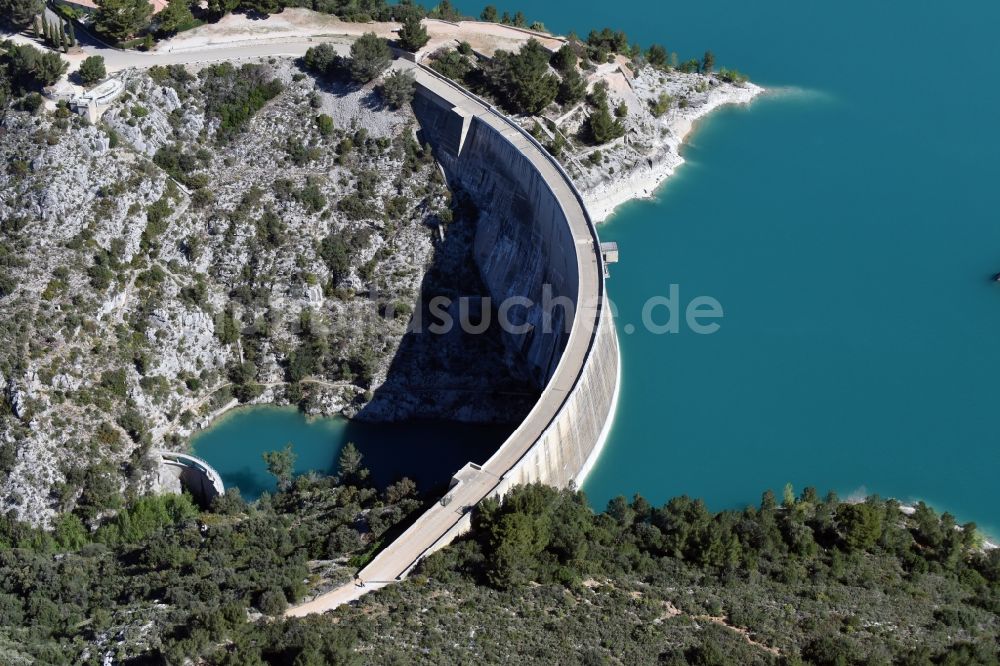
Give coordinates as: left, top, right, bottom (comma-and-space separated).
410, 67, 620, 491
414, 98, 576, 389
157, 451, 225, 507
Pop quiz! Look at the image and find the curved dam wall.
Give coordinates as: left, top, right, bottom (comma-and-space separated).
409, 68, 620, 532
158, 451, 225, 507
288, 65, 620, 613
411, 68, 618, 488
414, 92, 579, 388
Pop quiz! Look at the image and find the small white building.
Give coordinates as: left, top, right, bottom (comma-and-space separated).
72, 77, 124, 121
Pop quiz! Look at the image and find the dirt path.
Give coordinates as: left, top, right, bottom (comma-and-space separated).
156, 10, 564, 57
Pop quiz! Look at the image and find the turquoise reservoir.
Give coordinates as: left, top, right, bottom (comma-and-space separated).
447, 0, 1000, 534
197, 1, 1000, 533
191, 406, 511, 500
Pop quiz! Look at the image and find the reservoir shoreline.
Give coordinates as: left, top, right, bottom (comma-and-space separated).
579, 79, 766, 223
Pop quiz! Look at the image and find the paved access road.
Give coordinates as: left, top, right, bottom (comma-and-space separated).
3, 9, 353, 74
81, 34, 352, 73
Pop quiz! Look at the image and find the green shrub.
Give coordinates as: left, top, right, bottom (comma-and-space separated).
315, 113, 334, 135
78, 56, 106, 85
199, 62, 283, 140
649, 92, 672, 117
348, 32, 390, 83
717, 67, 749, 84
378, 69, 415, 109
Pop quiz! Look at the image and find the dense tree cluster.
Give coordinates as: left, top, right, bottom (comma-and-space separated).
0, 444, 423, 663
428, 46, 473, 81
585, 26, 630, 62
33, 16, 76, 54
93, 0, 153, 43
0, 0, 43, 29
196, 62, 284, 140
478, 4, 530, 28
0, 40, 68, 97
582, 80, 625, 144
395, 484, 1000, 664
534, 484, 977, 586
482, 38, 559, 115
302, 35, 392, 86
0, 441, 997, 665
153, 0, 199, 37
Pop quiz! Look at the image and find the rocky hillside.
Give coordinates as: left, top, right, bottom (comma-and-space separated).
0, 58, 527, 528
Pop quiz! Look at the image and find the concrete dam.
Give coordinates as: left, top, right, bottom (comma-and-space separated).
157, 450, 225, 506
287, 63, 621, 614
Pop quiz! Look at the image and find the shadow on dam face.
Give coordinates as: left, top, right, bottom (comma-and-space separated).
355, 80, 585, 482
409, 88, 580, 390
353, 183, 540, 464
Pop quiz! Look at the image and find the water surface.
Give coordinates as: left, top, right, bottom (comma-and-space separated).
191, 406, 511, 500
455, 0, 1000, 534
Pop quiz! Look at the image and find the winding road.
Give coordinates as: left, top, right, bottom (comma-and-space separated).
8, 8, 564, 77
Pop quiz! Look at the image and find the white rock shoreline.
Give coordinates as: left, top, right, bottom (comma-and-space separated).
581, 79, 766, 224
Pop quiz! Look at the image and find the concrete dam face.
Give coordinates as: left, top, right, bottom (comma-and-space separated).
410, 69, 620, 489
414, 98, 579, 388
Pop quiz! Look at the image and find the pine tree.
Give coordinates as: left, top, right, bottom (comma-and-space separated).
585, 100, 625, 145
93, 0, 153, 43
42, 19, 50, 45
397, 15, 429, 52
32, 16, 41, 40
556, 68, 586, 106
3, 0, 44, 28
348, 32, 391, 83
67, 22, 76, 48
337, 442, 369, 484
702, 50, 715, 74
156, 0, 195, 37
58, 22, 67, 52
262, 444, 296, 491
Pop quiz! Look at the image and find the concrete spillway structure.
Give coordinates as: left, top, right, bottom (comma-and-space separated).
158, 450, 225, 506
287, 64, 620, 615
